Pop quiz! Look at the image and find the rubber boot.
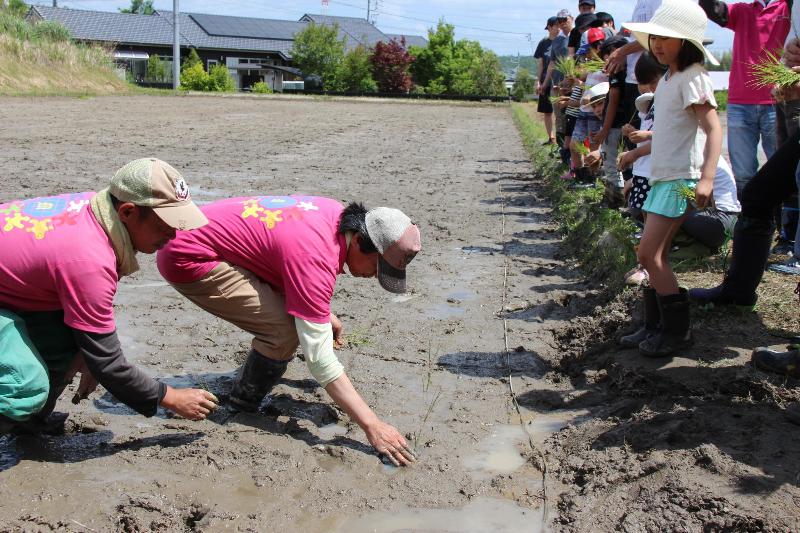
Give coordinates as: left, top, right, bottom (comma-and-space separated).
0, 414, 16, 435
689, 217, 774, 310
229, 349, 289, 412
620, 287, 660, 348
751, 344, 800, 378
639, 289, 693, 357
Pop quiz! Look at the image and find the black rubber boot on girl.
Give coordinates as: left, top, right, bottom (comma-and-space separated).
619, 287, 660, 348
639, 289, 693, 357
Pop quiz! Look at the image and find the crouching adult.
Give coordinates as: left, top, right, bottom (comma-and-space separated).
0, 159, 220, 434
156, 196, 421, 467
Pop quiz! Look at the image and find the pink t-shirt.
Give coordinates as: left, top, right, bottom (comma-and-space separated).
725, 0, 791, 104
157, 196, 346, 324
0, 192, 119, 334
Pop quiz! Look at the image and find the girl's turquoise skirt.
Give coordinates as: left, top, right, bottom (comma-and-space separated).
643, 179, 696, 218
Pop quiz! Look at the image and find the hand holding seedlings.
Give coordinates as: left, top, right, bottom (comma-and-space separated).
160, 386, 220, 421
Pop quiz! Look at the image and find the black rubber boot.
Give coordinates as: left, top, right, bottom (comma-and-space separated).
0, 414, 16, 435
229, 349, 289, 412
751, 344, 800, 378
688, 217, 774, 310
620, 287, 660, 348
639, 289, 693, 357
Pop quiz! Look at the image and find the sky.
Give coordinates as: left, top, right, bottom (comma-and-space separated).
34, 0, 735, 57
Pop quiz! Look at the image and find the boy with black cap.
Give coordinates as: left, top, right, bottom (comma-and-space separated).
568, 0, 597, 56
535, 16, 561, 144
157, 196, 421, 467
0, 158, 219, 433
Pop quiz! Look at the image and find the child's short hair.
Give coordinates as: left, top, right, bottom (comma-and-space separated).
676, 40, 706, 71
599, 35, 627, 58
591, 12, 614, 28
634, 52, 667, 85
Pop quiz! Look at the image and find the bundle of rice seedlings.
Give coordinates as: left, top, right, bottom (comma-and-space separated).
749, 50, 800, 89
549, 95, 562, 104
578, 57, 606, 74
574, 141, 590, 156
554, 56, 579, 78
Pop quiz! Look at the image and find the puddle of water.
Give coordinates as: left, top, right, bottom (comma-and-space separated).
427, 304, 466, 319
463, 424, 527, 475
521, 409, 590, 446
318, 423, 348, 440
391, 294, 417, 303
446, 289, 476, 301
459, 245, 501, 255
337, 497, 544, 533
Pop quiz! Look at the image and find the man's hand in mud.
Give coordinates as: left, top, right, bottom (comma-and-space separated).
65, 353, 99, 404
161, 386, 219, 421
330, 313, 345, 349
365, 420, 416, 467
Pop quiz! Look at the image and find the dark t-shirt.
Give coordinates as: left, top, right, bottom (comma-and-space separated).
604, 68, 630, 128
568, 27, 582, 50
550, 34, 569, 84
534, 37, 553, 83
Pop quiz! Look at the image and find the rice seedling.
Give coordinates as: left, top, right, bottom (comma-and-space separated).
554, 56, 579, 78
549, 95, 562, 105
748, 50, 800, 89
574, 141, 590, 156
578, 57, 606, 75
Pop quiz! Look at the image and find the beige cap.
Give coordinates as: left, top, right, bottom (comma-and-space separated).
109, 158, 208, 230
365, 207, 421, 294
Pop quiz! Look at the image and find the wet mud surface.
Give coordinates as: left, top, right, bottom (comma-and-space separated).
0, 95, 797, 531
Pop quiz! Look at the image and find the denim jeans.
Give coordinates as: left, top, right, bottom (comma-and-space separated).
727, 103, 777, 194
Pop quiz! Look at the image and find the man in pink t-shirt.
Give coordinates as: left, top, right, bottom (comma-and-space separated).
700, 0, 790, 193
0, 158, 218, 434
157, 196, 422, 467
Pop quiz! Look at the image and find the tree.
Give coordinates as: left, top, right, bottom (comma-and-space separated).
119, 0, 154, 15
409, 21, 455, 92
146, 55, 167, 82
512, 68, 536, 101
371, 38, 414, 93
409, 21, 505, 96
208, 63, 235, 92
334, 45, 377, 93
183, 48, 202, 71
291, 23, 345, 89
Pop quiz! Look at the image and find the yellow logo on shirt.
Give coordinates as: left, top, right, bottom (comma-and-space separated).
240, 196, 317, 230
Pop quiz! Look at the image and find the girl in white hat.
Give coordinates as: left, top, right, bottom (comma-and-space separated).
619, 0, 723, 358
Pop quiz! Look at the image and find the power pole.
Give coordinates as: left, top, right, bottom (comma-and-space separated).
366, 0, 371, 23
172, 0, 180, 90
52, 0, 57, 6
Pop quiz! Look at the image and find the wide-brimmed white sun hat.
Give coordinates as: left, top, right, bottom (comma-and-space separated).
580, 82, 610, 113
623, 0, 719, 66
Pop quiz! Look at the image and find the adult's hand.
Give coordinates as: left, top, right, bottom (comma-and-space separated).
364, 419, 416, 466
330, 313, 344, 349
628, 130, 651, 144
618, 150, 637, 171
605, 48, 627, 75
785, 38, 800, 69
585, 150, 602, 167
591, 127, 609, 146
160, 386, 219, 420
65, 353, 99, 403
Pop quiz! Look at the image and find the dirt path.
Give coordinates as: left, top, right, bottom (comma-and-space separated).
0, 95, 577, 531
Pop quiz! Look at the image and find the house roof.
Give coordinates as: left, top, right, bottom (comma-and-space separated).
28, 6, 428, 60
387, 34, 429, 48
30, 5, 183, 47
300, 14, 388, 47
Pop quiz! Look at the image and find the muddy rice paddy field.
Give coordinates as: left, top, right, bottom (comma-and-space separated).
0, 95, 798, 532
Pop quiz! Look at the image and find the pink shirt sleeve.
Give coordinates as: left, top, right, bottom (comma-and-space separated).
726, 2, 743, 29
281, 253, 336, 324
54, 260, 118, 334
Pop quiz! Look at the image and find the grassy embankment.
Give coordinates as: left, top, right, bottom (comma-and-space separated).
511, 102, 798, 337
0, 12, 129, 96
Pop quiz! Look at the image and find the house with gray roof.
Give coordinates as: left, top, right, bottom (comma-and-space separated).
26, 5, 426, 92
